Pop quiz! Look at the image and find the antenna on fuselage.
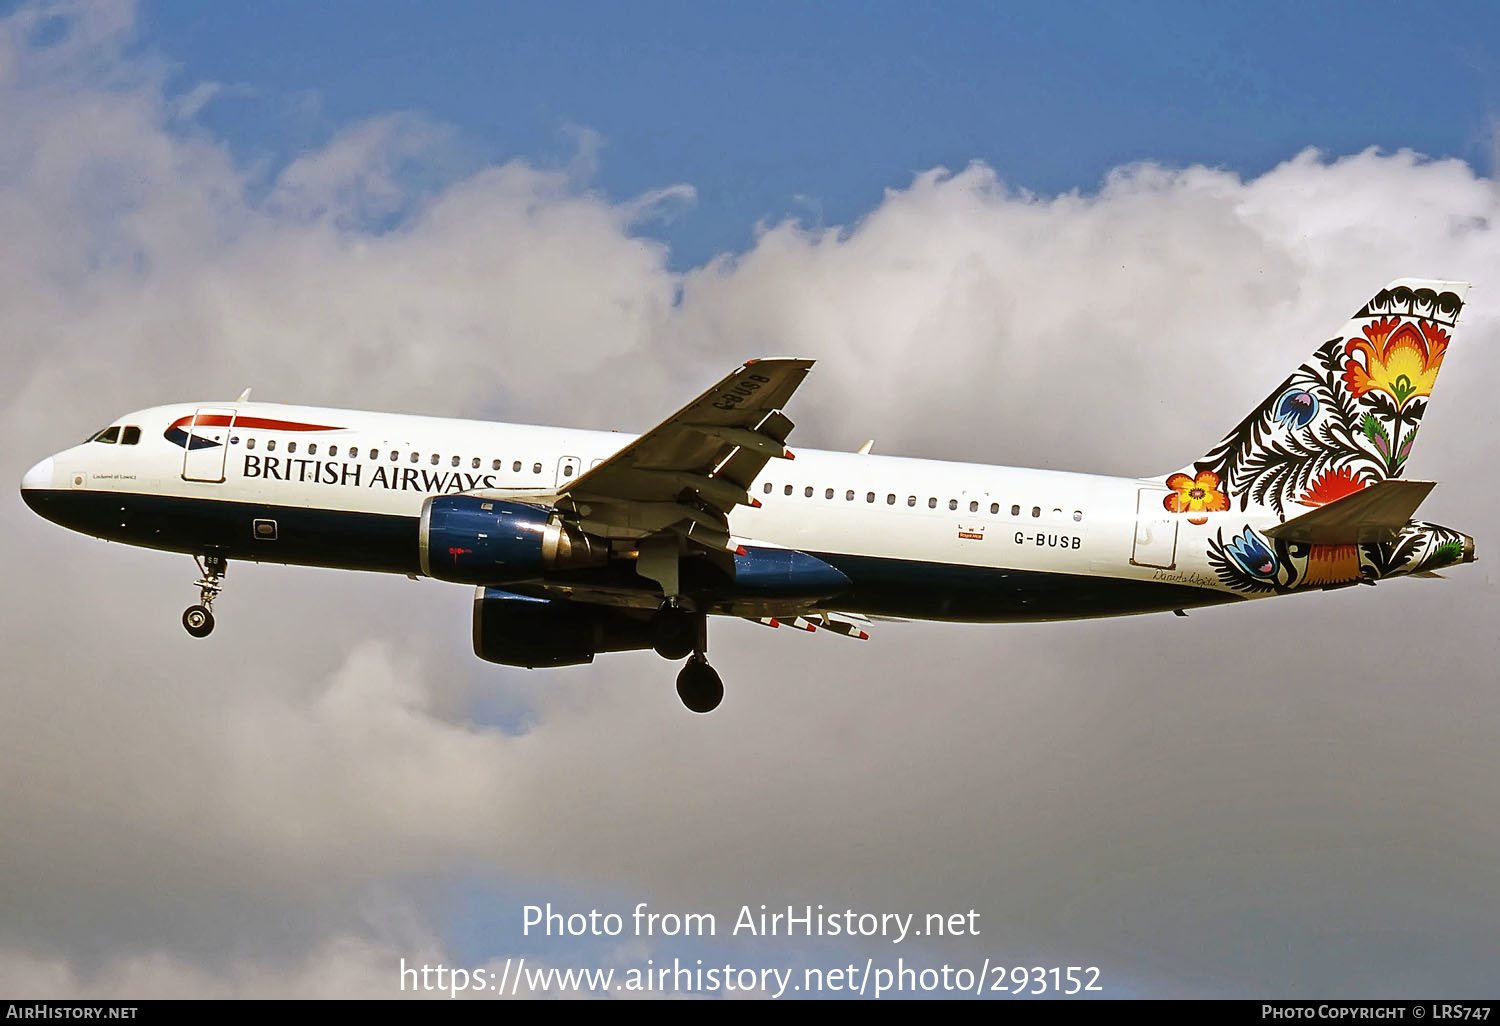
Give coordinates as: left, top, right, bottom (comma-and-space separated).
236, 387, 253, 402
857, 439, 874, 455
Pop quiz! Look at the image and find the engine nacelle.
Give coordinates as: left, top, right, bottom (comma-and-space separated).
472, 588, 655, 668
419, 495, 607, 585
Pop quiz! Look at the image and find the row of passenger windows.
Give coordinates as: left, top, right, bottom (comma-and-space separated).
89, 426, 141, 445
229, 436, 567, 476
83, 424, 1070, 514
760, 480, 1083, 520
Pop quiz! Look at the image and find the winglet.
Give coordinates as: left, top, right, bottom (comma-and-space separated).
1265, 479, 1436, 544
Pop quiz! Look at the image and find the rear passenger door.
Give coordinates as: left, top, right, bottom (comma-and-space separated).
1130, 487, 1178, 569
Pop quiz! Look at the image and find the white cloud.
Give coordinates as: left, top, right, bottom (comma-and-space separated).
3, 0, 1500, 999
0, 938, 412, 999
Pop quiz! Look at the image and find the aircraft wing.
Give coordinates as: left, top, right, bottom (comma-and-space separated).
557, 358, 813, 551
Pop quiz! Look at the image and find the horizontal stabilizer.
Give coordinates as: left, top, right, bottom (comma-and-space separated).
1265, 479, 1436, 544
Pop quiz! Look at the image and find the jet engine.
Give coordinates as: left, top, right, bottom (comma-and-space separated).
472, 588, 654, 667
419, 495, 607, 585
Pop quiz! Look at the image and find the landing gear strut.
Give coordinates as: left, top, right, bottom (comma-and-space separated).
182, 554, 226, 638
652, 604, 724, 713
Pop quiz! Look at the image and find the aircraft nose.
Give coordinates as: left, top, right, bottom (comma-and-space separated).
21, 456, 54, 499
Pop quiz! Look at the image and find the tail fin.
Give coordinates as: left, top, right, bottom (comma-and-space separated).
1161, 278, 1470, 520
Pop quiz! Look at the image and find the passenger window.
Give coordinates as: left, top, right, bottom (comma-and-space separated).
764, 482, 773, 494
784, 484, 793, 495
928, 497, 937, 509
472, 458, 480, 469
246, 437, 256, 450
866, 492, 875, 503
390, 451, 398, 461
430, 453, 440, 465
887, 494, 896, 505
825, 488, 834, 499
846, 489, 856, 501
91, 426, 120, 444
329, 445, 338, 457
307, 443, 317, 455
451, 456, 460, 467
532, 462, 542, 474
1074, 510, 1083, 522
1011, 504, 1020, 516
804, 486, 813, 498
969, 501, 978, 512
410, 452, 420, 463
948, 499, 958, 510
563, 464, 574, 477
990, 503, 999, 514
1053, 508, 1063, 518
492, 459, 501, 471
907, 496, 916, 507
288, 441, 297, 454
121, 426, 141, 445
267, 439, 276, 452
1031, 506, 1040, 518
513, 461, 522, 472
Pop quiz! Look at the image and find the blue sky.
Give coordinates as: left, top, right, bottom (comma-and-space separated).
141, 0, 1500, 267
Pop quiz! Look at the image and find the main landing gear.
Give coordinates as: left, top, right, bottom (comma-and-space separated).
676, 656, 724, 714
182, 554, 226, 638
654, 603, 723, 713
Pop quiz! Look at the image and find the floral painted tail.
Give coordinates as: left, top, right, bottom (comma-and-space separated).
1163, 278, 1469, 521
1152, 279, 1476, 598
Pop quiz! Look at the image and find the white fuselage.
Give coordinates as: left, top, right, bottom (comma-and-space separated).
21, 400, 1246, 623
51, 404, 1172, 565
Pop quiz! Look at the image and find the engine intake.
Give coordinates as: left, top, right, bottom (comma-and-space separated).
419, 495, 607, 585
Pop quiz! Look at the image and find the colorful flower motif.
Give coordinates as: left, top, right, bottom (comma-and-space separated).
1415, 540, 1465, 573
1297, 466, 1365, 508
1164, 470, 1229, 525
1274, 388, 1318, 429
1301, 544, 1361, 587
1342, 317, 1449, 410
1225, 528, 1279, 579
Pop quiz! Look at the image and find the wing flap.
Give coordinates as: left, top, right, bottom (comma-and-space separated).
564, 359, 811, 502
1264, 479, 1436, 544
743, 612, 871, 640
560, 358, 814, 548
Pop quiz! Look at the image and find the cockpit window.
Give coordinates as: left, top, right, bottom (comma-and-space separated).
120, 426, 141, 445
91, 426, 120, 444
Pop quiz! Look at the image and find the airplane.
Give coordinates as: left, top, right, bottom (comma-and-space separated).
19, 278, 1476, 713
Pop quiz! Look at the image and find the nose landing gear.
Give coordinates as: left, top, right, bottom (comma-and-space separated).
182, 554, 226, 638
